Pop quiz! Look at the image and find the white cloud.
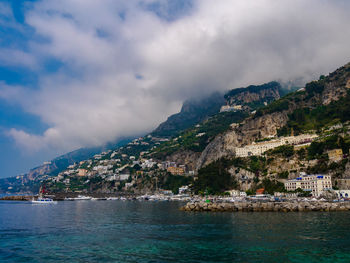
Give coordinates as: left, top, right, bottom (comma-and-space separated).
2, 0, 350, 153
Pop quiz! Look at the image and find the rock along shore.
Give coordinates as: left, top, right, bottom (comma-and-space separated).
180, 201, 350, 212
0, 195, 33, 201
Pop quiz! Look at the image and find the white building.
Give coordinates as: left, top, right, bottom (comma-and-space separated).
141, 159, 157, 169
107, 175, 119, 181
119, 174, 130, 181
284, 174, 332, 197
179, 185, 190, 194
228, 190, 247, 197
235, 140, 283, 157
220, 105, 241, 112
125, 182, 133, 189
234, 134, 318, 157
63, 178, 70, 184
94, 154, 102, 160
93, 165, 112, 173
334, 190, 350, 199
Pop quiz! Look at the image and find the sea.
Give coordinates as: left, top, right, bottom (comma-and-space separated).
0, 200, 350, 263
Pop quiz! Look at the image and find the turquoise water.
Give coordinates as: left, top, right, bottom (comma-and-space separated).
1, 201, 350, 263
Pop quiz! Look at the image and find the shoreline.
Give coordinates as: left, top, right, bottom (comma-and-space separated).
0, 193, 191, 202
2, 194, 350, 213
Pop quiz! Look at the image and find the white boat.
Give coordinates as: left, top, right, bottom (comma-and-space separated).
31, 185, 57, 204
31, 197, 57, 204
74, 195, 91, 200
107, 197, 119, 200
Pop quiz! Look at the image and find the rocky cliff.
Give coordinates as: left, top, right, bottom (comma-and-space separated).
196, 63, 350, 170
224, 81, 282, 108
165, 150, 201, 172
196, 112, 289, 169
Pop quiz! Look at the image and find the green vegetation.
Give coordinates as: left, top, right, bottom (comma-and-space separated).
256, 98, 290, 116
192, 156, 286, 195
267, 145, 294, 158
307, 158, 349, 176
224, 81, 281, 99
152, 111, 248, 159
278, 92, 350, 136
193, 158, 238, 194
308, 134, 350, 159
229, 156, 268, 175
160, 174, 193, 194
68, 177, 89, 191
152, 92, 225, 137
305, 80, 325, 95
277, 171, 289, 179
256, 179, 286, 195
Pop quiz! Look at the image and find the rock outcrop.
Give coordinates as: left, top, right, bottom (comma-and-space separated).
322, 82, 348, 105
165, 150, 201, 171
225, 81, 282, 107
197, 112, 288, 169
228, 167, 256, 191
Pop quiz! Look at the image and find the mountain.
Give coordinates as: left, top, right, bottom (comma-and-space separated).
152, 82, 284, 138
42, 61, 350, 197
1, 80, 286, 194
0, 138, 131, 194
36, 80, 289, 196
198, 63, 350, 168
38, 59, 350, 197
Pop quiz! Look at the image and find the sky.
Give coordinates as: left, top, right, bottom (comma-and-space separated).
0, 0, 350, 179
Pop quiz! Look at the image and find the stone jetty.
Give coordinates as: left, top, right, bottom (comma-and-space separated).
0, 195, 33, 201
180, 201, 350, 212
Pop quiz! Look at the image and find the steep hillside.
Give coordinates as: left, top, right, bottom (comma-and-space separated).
150, 82, 284, 167
224, 81, 282, 110
198, 63, 350, 169
0, 138, 131, 194
40, 62, 350, 197
38, 81, 284, 195
152, 82, 285, 138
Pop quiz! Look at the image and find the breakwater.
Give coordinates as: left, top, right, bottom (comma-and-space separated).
0, 195, 33, 201
180, 201, 350, 212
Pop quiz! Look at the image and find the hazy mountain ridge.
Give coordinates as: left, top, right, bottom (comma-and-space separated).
0, 138, 131, 194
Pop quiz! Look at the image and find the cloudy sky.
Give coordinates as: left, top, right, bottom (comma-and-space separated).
1, 0, 350, 178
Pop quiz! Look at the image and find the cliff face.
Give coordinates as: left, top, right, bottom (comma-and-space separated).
225, 82, 282, 108
319, 62, 350, 105
165, 150, 201, 171
346, 79, 350, 89
196, 64, 350, 170
322, 81, 348, 105
26, 164, 56, 181
196, 112, 289, 169
231, 88, 280, 104
227, 87, 280, 105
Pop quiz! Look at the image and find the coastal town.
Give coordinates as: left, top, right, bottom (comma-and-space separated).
3, 64, 350, 212
36, 127, 350, 206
